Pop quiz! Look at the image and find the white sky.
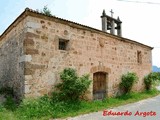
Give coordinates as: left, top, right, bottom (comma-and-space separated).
0, 0, 159, 67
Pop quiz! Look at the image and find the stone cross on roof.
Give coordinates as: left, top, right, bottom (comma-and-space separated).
110, 9, 114, 17
101, 9, 122, 37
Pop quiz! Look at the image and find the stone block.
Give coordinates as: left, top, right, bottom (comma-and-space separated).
25, 75, 33, 80
25, 84, 31, 94
41, 34, 48, 42
42, 25, 48, 29
26, 32, 40, 39
25, 62, 45, 69
36, 30, 41, 34
48, 22, 51, 25
50, 29, 55, 33
24, 39, 34, 46
27, 28, 34, 33
26, 22, 41, 29
24, 68, 35, 75
39, 89, 47, 95
19, 55, 32, 62
73, 51, 78, 54
40, 20, 45, 24
25, 48, 39, 55
31, 64, 45, 69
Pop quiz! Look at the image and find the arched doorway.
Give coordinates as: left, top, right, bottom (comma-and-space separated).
93, 72, 107, 100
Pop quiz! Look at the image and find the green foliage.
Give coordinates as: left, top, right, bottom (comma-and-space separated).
16, 96, 82, 119
144, 72, 159, 90
117, 88, 159, 101
0, 87, 16, 111
120, 72, 138, 94
3, 96, 16, 111
0, 71, 159, 120
0, 89, 159, 119
37, 6, 52, 16
0, 104, 4, 112
156, 72, 160, 80
54, 68, 91, 101
0, 87, 14, 97
16, 95, 54, 119
15, 89, 160, 119
42, 6, 52, 16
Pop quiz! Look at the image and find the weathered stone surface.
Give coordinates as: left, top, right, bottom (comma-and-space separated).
26, 32, 40, 39
25, 75, 33, 80
39, 89, 47, 95
25, 62, 45, 69
24, 68, 35, 75
0, 10, 152, 100
41, 34, 48, 42
19, 55, 32, 62
24, 84, 31, 94
0, 20, 25, 100
26, 22, 41, 29
23, 15, 152, 99
25, 48, 39, 55
24, 39, 34, 46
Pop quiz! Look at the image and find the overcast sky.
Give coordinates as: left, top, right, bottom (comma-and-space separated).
0, 0, 160, 67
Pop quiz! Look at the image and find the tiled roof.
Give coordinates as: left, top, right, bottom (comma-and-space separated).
0, 8, 153, 49
25, 8, 96, 30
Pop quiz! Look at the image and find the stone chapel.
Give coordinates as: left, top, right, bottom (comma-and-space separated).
0, 8, 153, 100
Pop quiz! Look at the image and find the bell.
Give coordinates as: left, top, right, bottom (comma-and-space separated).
115, 24, 120, 30
107, 24, 111, 30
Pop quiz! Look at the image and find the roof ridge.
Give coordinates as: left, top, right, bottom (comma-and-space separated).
0, 8, 153, 49
25, 7, 54, 17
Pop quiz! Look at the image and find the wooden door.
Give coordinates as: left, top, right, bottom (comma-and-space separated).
93, 72, 106, 100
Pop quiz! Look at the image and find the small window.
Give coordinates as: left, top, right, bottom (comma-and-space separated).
59, 39, 68, 50
137, 51, 142, 64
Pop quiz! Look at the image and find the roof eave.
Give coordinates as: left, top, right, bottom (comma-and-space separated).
0, 8, 153, 50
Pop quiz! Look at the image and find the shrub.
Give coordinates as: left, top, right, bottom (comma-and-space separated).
0, 87, 14, 97
53, 68, 91, 101
36, 6, 52, 16
3, 96, 17, 111
120, 72, 138, 94
144, 72, 159, 90
156, 72, 160, 81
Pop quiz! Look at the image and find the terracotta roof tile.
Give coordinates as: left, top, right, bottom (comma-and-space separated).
0, 8, 153, 49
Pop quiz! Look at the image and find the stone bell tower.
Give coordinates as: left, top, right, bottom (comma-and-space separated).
101, 9, 122, 37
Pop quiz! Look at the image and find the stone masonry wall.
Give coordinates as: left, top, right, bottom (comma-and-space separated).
0, 18, 26, 100
24, 15, 152, 99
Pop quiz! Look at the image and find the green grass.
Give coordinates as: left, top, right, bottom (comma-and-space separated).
0, 89, 159, 120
